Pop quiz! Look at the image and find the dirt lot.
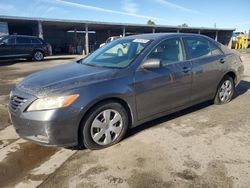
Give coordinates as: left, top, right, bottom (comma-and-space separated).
0, 52, 250, 188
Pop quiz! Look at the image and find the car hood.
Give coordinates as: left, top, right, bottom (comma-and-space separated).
16, 62, 119, 97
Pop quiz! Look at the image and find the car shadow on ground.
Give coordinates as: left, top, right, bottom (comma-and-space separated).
235, 80, 250, 97
125, 101, 212, 139
0, 56, 78, 66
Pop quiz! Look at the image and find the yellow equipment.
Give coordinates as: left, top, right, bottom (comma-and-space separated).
235, 34, 249, 49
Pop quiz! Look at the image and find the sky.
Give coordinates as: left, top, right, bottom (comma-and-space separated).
0, 0, 249, 32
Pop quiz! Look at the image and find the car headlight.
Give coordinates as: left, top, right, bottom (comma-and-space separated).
27, 94, 79, 112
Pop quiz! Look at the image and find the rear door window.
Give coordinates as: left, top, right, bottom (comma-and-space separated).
16, 37, 31, 44
184, 37, 212, 59
209, 41, 223, 56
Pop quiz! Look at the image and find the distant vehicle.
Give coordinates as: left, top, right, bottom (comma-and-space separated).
0, 35, 51, 61
9, 33, 244, 150
232, 32, 250, 49
99, 36, 121, 48
232, 32, 244, 41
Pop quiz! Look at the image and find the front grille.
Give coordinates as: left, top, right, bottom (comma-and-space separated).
9, 95, 27, 112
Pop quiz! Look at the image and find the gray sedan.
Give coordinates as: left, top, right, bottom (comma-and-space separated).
8, 33, 244, 149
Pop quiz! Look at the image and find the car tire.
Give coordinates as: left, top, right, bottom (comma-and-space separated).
214, 75, 235, 105
80, 101, 128, 150
33, 51, 44, 61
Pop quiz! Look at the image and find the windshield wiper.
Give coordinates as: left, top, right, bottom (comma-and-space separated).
83, 63, 101, 67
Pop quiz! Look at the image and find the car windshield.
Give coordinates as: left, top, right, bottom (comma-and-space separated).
81, 38, 151, 68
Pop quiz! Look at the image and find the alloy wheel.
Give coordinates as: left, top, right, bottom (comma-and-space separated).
34, 51, 43, 61
90, 109, 123, 145
219, 80, 233, 102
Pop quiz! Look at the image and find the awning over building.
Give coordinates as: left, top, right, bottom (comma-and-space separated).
0, 16, 235, 55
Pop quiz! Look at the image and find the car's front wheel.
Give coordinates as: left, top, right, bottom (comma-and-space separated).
80, 101, 128, 150
33, 51, 44, 61
214, 76, 235, 105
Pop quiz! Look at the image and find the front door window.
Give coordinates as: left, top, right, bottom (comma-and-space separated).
147, 38, 184, 65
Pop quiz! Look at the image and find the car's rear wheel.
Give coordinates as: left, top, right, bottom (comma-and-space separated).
33, 51, 44, 61
80, 101, 128, 150
214, 76, 235, 105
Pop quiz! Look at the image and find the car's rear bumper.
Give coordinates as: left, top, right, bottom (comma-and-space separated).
44, 49, 52, 56
41, 49, 50, 57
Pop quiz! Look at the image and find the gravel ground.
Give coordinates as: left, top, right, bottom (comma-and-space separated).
0, 52, 250, 188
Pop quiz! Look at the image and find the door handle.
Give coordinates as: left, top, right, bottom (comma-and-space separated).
220, 58, 225, 64
182, 67, 191, 73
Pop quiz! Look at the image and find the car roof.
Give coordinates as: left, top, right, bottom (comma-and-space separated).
124, 33, 209, 41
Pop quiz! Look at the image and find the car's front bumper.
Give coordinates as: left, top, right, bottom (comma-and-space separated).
8, 88, 80, 147
10, 111, 78, 147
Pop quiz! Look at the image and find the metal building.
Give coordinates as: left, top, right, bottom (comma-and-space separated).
0, 16, 235, 55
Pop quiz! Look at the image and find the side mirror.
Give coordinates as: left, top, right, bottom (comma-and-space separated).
142, 58, 162, 69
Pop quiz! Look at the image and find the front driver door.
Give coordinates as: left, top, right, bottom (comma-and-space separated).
134, 37, 192, 120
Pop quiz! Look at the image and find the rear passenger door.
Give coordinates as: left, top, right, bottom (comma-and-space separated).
15, 37, 33, 56
183, 36, 224, 103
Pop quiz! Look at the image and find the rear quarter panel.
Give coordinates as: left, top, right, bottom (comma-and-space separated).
219, 47, 244, 86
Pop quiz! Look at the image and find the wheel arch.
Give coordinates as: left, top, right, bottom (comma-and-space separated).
213, 70, 237, 100
224, 71, 237, 84
33, 49, 45, 56
213, 71, 236, 104
77, 97, 134, 145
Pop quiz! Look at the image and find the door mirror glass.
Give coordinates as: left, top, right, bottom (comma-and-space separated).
142, 58, 162, 69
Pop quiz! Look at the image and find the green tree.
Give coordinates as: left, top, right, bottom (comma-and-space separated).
147, 20, 156, 25
180, 23, 188, 27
